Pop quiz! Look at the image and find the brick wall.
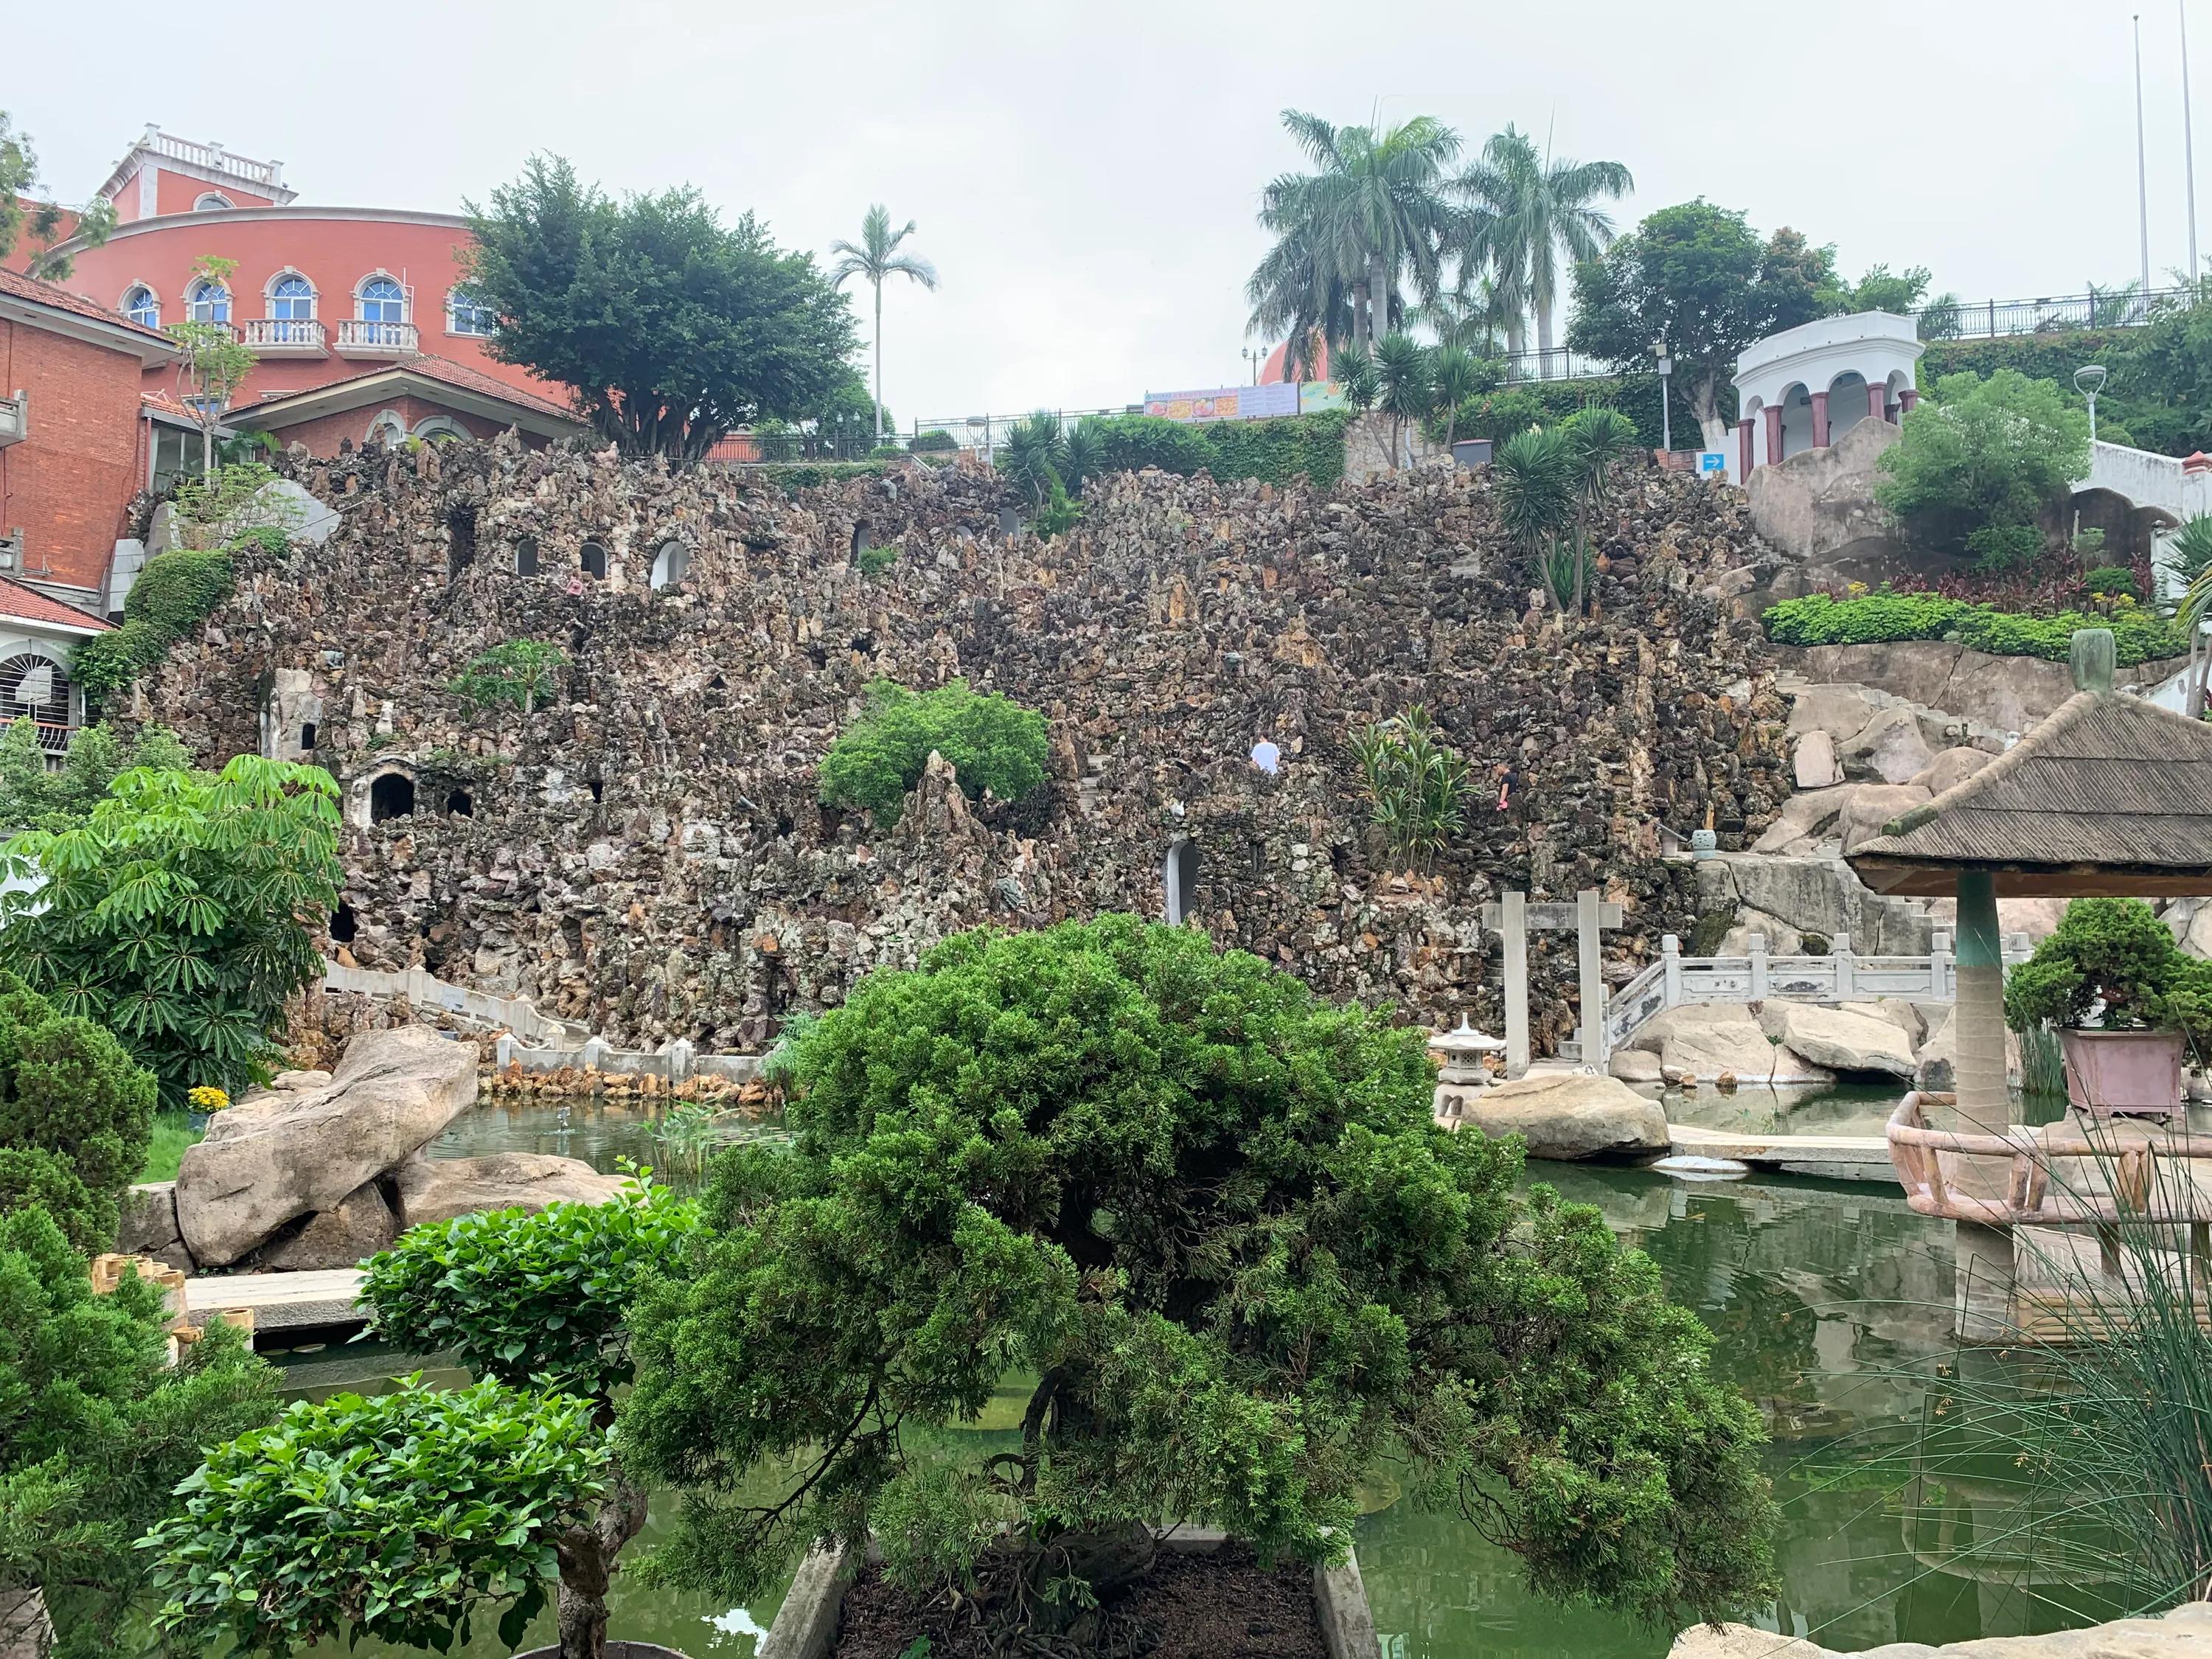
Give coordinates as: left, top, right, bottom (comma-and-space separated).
0, 316, 147, 592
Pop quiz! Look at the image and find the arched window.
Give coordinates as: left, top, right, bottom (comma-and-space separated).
193, 192, 234, 211
1163, 839, 1200, 926
357, 276, 406, 322
0, 653, 69, 730
580, 541, 608, 580
413, 417, 467, 442
369, 771, 415, 823
514, 537, 540, 577
445, 789, 473, 817
447, 287, 495, 337
650, 540, 689, 590
121, 285, 159, 328
185, 276, 230, 326
267, 274, 315, 319
365, 410, 406, 445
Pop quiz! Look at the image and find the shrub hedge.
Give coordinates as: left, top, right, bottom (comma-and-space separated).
75, 546, 240, 699
1079, 411, 1352, 487
1762, 591, 2186, 664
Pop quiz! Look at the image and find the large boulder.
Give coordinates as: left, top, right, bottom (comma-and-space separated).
1909, 745, 1994, 797
1792, 729, 1841, 789
1758, 1002, 1916, 1079
394, 1151, 626, 1231
1785, 683, 1885, 742
175, 1028, 478, 1267
1837, 783, 1932, 855
116, 1181, 192, 1272
1670, 1601, 2212, 1659
254, 1180, 400, 1271
1625, 1004, 1832, 1086
1751, 787, 1851, 854
1458, 1073, 1669, 1161
1838, 704, 1936, 785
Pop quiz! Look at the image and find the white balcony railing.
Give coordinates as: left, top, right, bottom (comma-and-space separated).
143, 129, 283, 191
241, 319, 326, 354
335, 320, 419, 356
0, 394, 22, 448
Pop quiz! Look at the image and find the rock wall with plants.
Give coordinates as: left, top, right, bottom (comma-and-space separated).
124, 434, 1790, 1052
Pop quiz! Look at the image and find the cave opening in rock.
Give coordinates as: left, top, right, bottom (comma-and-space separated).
447, 508, 477, 581
330, 902, 358, 943
369, 772, 415, 822
445, 789, 473, 817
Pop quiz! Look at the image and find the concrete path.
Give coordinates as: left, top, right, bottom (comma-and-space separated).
184, 1267, 364, 1334
1667, 1124, 1896, 1183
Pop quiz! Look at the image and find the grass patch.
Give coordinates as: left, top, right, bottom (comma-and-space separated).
139, 1113, 203, 1183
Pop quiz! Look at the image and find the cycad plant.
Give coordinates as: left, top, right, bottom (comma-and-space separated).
1430, 345, 1485, 456
1352, 705, 1471, 871
998, 411, 1068, 509
1491, 426, 1582, 612
1335, 343, 1378, 414
1374, 332, 1433, 471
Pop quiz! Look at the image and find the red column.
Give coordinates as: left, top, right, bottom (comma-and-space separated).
1809, 390, 1829, 448
1738, 417, 1754, 479
1868, 383, 1888, 423
1763, 403, 1784, 464
1899, 387, 1919, 414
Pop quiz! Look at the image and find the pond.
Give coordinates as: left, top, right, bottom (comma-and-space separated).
251, 1102, 2115, 1658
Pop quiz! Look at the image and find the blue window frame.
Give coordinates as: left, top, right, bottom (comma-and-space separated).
269, 274, 314, 320
185, 278, 229, 325
357, 276, 406, 323
122, 285, 159, 328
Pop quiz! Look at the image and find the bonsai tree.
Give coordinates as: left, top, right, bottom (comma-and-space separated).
2006, 897, 2212, 1053
818, 679, 1049, 823
2, 1205, 276, 1658
143, 1183, 692, 1659
617, 917, 1778, 1636
0, 972, 160, 1252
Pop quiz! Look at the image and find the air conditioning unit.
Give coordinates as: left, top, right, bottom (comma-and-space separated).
0, 392, 24, 448
0, 532, 22, 573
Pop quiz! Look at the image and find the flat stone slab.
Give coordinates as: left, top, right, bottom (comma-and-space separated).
1667, 1124, 1897, 1185
183, 1267, 365, 1334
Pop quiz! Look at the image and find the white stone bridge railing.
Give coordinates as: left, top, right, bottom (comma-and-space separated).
1601, 930, 2032, 1055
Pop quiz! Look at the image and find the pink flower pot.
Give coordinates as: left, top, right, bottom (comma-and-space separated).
2059, 1029, 2185, 1117
511, 1645, 689, 1658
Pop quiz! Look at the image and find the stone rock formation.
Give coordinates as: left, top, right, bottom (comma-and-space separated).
394, 1151, 626, 1229
117, 1181, 190, 1272
254, 1181, 400, 1272
1621, 1004, 1831, 1087
1456, 1072, 1670, 1159
1671, 1601, 2212, 1659
1757, 1001, 1916, 1079
175, 1027, 478, 1266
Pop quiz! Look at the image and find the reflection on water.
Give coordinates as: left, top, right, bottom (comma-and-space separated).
265, 1104, 2121, 1658
422, 1094, 790, 1183
1660, 1082, 1904, 1137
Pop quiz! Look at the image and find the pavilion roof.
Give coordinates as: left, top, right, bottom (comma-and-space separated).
1848, 684, 2212, 898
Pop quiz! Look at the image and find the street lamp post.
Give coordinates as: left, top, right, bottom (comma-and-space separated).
2076, 364, 2109, 444
1654, 339, 1673, 454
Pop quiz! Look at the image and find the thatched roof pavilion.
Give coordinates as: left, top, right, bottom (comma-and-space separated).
1849, 629, 2212, 1123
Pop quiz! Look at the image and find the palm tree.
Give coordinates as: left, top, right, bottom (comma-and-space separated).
1249, 111, 1461, 358
828, 205, 939, 448
1455, 125, 1632, 362
1430, 347, 1484, 457
1374, 332, 1432, 471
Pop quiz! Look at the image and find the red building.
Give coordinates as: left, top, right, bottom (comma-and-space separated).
42, 128, 583, 453
0, 265, 179, 607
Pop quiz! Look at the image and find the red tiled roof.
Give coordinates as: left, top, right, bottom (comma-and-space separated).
232, 354, 581, 425
0, 265, 172, 347
142, 389, 202, 420
0, 576, 111, 631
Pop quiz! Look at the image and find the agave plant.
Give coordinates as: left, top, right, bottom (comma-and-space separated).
1060, 419, 1105, 498
1352, 705, 1472, 871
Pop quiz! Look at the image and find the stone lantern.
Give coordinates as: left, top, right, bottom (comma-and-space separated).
1430, 1018, 1507, 1089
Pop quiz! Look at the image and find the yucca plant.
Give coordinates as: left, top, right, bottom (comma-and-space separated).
1430, 344, 1484, 455
1335, 343, 1379, 414
1373, 330, 1432, 472
1060, 420, 1105, 498
998, 411, 1068, 509
1492, 426, 1581, 611
1351, 705, 1471, 871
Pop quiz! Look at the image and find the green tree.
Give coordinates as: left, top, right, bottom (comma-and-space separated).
0, 112, 115, 282
1873, 369, 2090, 561
998, 411, 1070, 509
828, 204, 939, 451
150, 1185, 690, 1659
465, 156, 858, 460
1754, 227, 1845, 332
1569, 201, 1805, 451
1429, 345, 1484, 453
2113, 280, 2212, 455
1372, 330, 1432, 470
1454, 124, 1632, 358
0, 757, 341, 1109
1333, 341, 1379, 414
0, 970, 159, 1252
1492, 425, 1582, 611
0, 720, 187, 832
167, 257, 257, 477
449, 639, 566, 716
1, 1206, 276, 1658
818, 680, 1048, 823
1249, 111, 1460, 356
1352, 706, 1470, 869
617, 918, 1778, 1632
1846, 262, 1941, 316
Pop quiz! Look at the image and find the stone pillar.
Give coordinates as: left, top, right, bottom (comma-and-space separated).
1502, 891, 1529, 1081
1762, 403, 1784, 466
1576, 888, 1607, 1071
1900, 387, 1920, 413
1809, 389, 1829, 448
1736, 418, 1753, 479
1952, 870, 2011, 1128
1868, 382, 1888, 423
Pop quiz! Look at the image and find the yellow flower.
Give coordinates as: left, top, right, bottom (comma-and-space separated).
188, 1085, 231, 1112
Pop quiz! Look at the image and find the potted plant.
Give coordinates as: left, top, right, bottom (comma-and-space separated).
2005, 898, 2212, 1116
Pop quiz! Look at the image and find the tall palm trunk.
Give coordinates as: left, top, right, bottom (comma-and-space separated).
1536, 296, 1557, 362
1952, 872, 2012, 1128
872, 279, 885, 450
1368, 251, 1388, 349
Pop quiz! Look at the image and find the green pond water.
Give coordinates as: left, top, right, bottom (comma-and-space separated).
253, 1100, 2116, 1659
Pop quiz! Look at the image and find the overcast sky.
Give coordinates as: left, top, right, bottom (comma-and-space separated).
9, 0, 2200, 422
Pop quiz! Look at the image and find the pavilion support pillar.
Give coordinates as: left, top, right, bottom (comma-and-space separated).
1810, 389, 1829, 448
1762, 403, 1784, 464
1953, 869, 2012, 1129
1737, 417, 1754, 479
1900, 387, 1920, 414
1868, 383, 1888, 423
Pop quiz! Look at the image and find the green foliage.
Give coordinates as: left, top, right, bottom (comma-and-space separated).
1335, 343, 1380, 412
1492, 425, 1584, 608
2084, 564, 2140, 599
143, 1378, 609, 1658
449, 639, 566, 716
1, 1204, 276, 1658
136, 1113, 201, 1184
856, 539, 901, 576
2104, 280, 2212, 455
0, 111, 116, 282
818, 680, 1049, 823
363, 1182, 692, 1405
0, 757, 342, 1109
125, 548, 234, 635
2005, 898, 2212, 1051
1761, 591, 2184, 665
1918, 327, 2138, 387
1352, 706, 1470, 869
828, 204, 938, 452
465, 155, 857, 459
759, 1009, 820, 1088
0, 971, 159, 1251
911, 428, 959, 453
74, 529, 251, 700
1373, 330, 1432, 467
2174, 515, 2212, 591
165, 276, 256, 454
1962, 523, 2047, 574
0, 719, 188, 832
168, 462, 285, 540
1189, 409, 1352, 488
999, 411, 1068, 509
1032, 481, 1082, 539
617, 917, 1778, 1627
71, 622, 172, 700
1874, 369, 2090, 557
